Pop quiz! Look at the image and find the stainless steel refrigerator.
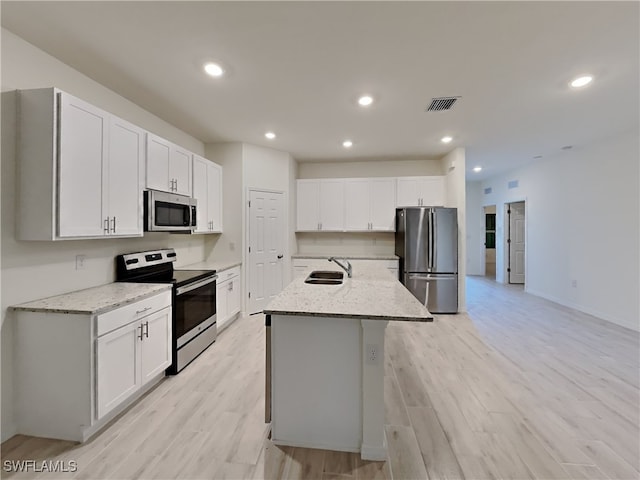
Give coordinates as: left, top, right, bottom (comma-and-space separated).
395, 207, 458, 313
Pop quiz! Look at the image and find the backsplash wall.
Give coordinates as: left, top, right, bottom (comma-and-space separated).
296, 232, 395, 256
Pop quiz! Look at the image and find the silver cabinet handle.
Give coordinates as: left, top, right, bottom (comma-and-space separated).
144, 321, 149, 338
174, 179, 178, 191
228, 282, 233, 291
136, 306, 152, 315
138, 324, 144, 340
111, 216, 116, 234
104, 217, 110, 234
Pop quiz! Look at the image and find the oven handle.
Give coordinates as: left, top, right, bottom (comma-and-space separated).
176, 275, 217, 295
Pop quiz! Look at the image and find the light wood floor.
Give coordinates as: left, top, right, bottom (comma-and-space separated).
3, 276, 639, 479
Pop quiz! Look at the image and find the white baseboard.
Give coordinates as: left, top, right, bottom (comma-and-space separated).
525, 288, 638, 332
360, 443, 387, 461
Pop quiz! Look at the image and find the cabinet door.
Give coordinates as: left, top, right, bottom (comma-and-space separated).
216, 281, 229, 329
369, 178, 396, 231
227, 276, 241, 318
344, 179, 370, 231
208, 162, 223, 232
192, 155, 209, 233
96, 321, 140, 419
396, 178, 420, 207
107, 116, 144, 236
319, 180, 345, 231
296, 180, 320, 231
418, 177, 445, 207
58, 92, 107, 238
146, 134, 171, 192
171, 146, 192, 196
140, 307, 172, 385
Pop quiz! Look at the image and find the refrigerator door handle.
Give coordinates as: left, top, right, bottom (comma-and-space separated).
428, 209, 435, 271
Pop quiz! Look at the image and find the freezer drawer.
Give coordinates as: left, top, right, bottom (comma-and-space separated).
404, 273, 458, 314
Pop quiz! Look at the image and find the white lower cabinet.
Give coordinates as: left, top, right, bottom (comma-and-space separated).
96, 306, 171, 419
216, 266, 241, 331
14, 290, 172, 442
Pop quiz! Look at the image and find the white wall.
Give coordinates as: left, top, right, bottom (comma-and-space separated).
466, 181, 484, 276
205, 143, 244, 263
205, 142, 295, 311
243, 143, 295, 289
1, 29, 212, 441
441, 148, 467, 312
479, 131, 639, 331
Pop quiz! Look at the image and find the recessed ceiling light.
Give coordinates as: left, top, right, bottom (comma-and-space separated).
342, 140, 353, 148
204, 62, 224, 77
358, 95, 373, 107
441, 136, 453, 144
570, 75, 593, 88
473, 166, 482, 173
265, 132, 276, 140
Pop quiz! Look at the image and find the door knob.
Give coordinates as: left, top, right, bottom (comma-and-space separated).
277, 254, 283, 259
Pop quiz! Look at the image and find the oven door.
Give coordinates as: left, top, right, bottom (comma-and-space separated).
174, 275, 217, 347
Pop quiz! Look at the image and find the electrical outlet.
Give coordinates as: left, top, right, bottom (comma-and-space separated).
75, 255, 86, 270
366, 343, 379, 365
571, 279, 577, 288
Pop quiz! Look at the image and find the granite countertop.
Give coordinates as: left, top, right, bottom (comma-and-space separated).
10, 283, 172, 315
264, 264, 433, 322
181, 259, 242, 272
292, 253, 398, 261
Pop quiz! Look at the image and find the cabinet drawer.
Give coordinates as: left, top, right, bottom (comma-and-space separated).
96, 291, 171, 337
218, 266, 240, 282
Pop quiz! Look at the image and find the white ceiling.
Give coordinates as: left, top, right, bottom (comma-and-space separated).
2, 1, 638, 179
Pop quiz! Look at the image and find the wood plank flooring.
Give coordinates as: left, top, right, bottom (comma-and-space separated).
2, 276, 639, 479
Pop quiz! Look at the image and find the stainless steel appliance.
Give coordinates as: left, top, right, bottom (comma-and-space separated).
144, 190, 197, 232
395, 207, 458, 313
116, 248, 217, 373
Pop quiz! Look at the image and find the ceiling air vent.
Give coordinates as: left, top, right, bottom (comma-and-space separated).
426, 96, 460, 112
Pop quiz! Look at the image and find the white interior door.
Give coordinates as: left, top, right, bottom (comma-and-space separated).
248, 190, 284, 314
508, 201, 526, 284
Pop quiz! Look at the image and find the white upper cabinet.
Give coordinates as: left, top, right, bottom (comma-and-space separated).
192, 154, 223, 233
396, 176, 445, 207
296, 179, 345, 231
17, 88, 143, 240
107, 116, 145, 236
146, 133, 192, 196
344, 178, 396, 231
57, 93, 108, 238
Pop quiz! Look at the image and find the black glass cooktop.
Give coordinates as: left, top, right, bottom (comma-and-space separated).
172, 269, 216, 286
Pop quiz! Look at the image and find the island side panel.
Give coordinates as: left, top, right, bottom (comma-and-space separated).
361, 319, 389, 460
271, 314, 362, 452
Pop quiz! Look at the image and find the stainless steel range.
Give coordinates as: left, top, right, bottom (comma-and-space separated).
116, 248, 217, 374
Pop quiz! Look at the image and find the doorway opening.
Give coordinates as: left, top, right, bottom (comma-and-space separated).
484, 205, 496, 279
506, 201, 526, 285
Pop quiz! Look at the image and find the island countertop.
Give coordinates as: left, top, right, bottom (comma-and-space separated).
264, 264, 433, 322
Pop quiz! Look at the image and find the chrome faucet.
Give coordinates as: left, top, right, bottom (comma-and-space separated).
328, 257, 352, 278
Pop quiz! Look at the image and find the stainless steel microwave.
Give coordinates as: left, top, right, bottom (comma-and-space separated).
144, 190, 197, 232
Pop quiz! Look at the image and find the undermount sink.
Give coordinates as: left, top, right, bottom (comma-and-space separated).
307, 270, 344, 280
304, 271, 344, 285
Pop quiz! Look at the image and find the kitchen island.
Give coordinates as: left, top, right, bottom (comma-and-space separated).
263, 263, 433, 461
